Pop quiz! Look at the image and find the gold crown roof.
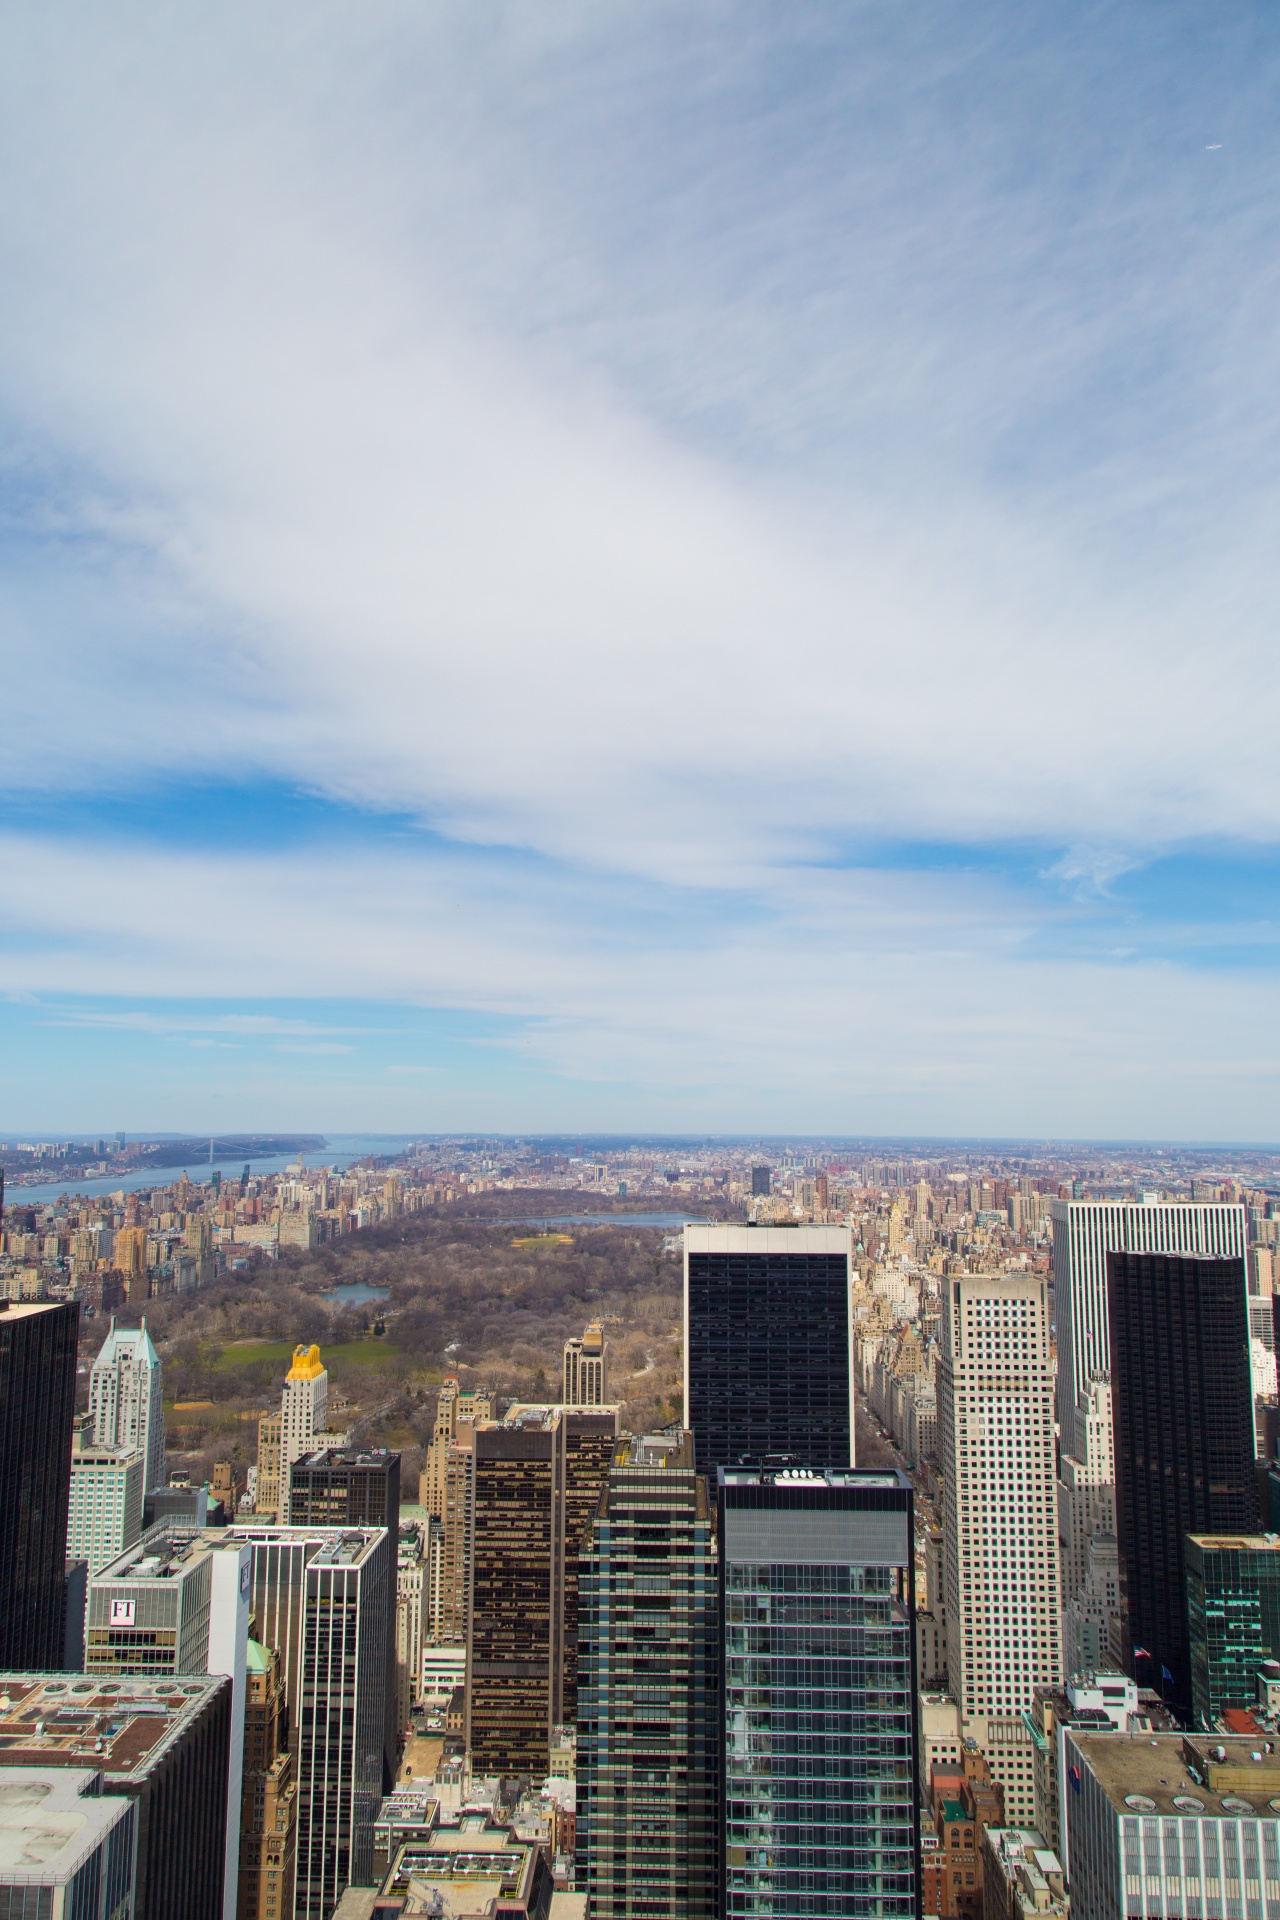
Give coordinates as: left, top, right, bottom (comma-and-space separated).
286, 1343, 325, 1381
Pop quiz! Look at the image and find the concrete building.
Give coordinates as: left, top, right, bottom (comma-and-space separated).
88, 1525, 252, 1920
238, 1638, 298, 1920
0, 1768, 137, 1920
1108, 1250, 1258, 1715
938, 1274, 1062, 1824
684, 1225, 854, 1474
468, 1405, 618, 1776
1024, 1673, 1142, 1869
562, 1322, 608, 1405
1062, 1532, 1124, 1679
1063, 1728, 1280, 1915
229, 1524, 392, 1919
89, 1315, 165, 1494
373, 1812, 555, 1917
280, 1346, 329, 1480
0, 1671, 232, 1920
0, 1299, 79, 1670
980, 1828, 1066, 1920
255, 1411, 283, 1519
718, 1464, 919, 1920
1186, 1532, 1280, 1729
577, 1429, 718, 1920
67, 1437, 144, 1577
1056, 1371, 1116, 1616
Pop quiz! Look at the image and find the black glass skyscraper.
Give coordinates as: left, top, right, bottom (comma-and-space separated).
1107, 1249, 1258, 1718
0, 1298, 79, 1669
684, 1226, 853, 1474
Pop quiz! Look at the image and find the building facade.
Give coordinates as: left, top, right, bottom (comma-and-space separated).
0, 1768, 137, 1920
563, 1322, 609, 1405
577, 1430, 718, 1919
683, 1225, 854, 1475
0, 1671, 232, 1920
1052, 1200, 1247, 1463
0, 1298, 79, 1670
280, 1345, 329, 1480
1108, 1250, 1258, 1716
89, 1315, 165, 1493
67, 1440, 144, 1577
718, 1465, 919, 1920
938, 1273, 1062, 1824
468, 1405, 618, 1776
1186, 1533, 1280, 1730
238, 1638, 298, 1920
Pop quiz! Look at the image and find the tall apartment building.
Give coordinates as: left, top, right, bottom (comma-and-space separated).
0, 1298, 79, 1669
420, 1375, 494, 1520
563, 1321, 609, 1405
0, 1671, 232, 1920
89, 1315, 165, 1492
938, 1273, 1061, 1823
280, 1345, 329, 1478
718, 1464, 919, 1920
468, 1405, 618, 1775
577, 1430, 718, 1920
438, 1425, 475, 1643
1109, 1250, 1258, 1716
255, 1411, 283, 1518
1052, 1198, 1247, 1464
231, 1523, 392, 1918
0, 1767, 137, 1920
684, 1225, 853, 1474
88, 1526, 252, 1920
67, 1436, 144, 1575
396, 1539, 426, 1728
238, 1638, 298, 1920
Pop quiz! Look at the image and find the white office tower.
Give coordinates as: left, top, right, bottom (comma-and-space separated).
1052, 1197, 1247, 1462
88, 1316, 165, 1493
938, 1273, 1062, 1824
67, 1438, 144, 1575
280, 1343, 329, 1477
1057, 1372, 1116, 1612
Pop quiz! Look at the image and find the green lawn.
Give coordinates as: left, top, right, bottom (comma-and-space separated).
212, 1337, 403, 1374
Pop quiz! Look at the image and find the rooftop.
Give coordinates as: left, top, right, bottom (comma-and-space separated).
286, 1343, 325, 1382
0, 1769, 134, 1885
0, 1674, 227, 1780
1066, 1730, 1280, 1818
1187, 1533, 1280, 1553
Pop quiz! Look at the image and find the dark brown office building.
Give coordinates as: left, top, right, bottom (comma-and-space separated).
0, 1670, 232, 1920
1108, 1250, 1258, 1719
469, 1407, 617, 1775
0, 1298, 79, 1669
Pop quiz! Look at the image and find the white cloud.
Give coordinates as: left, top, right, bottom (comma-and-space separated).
0, 3, 1276, 886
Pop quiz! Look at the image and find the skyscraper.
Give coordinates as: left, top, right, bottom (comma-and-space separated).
67, 1436, 144, 1575
1056, 1372, 1115, 1616
0, 1298, 79, 1670
89, 1315, 165, 1493
238, 1639, 298, 1920
1052, 1199, 1246, 1463
287, 1448, 401, 1785
232, 1522, 392, 1918
684, 1225, 853, 1475
1186, 1532, 1280, 1729
563, 1321, 609, 1405
468, 1404, 617, 1775
718, 1464, 919, 1920
1108, 1249, 1258, 1717
938, 1273, 1061, 1823
578, 1429, 719, 1920
280, 1345, 329, 1479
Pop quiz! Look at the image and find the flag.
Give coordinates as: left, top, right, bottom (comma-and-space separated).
1162, 1666, 1174, 1684
1068, 1765, 1082, 1795
1132, 1646, 1152, 1660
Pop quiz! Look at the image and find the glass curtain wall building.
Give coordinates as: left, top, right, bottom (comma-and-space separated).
577, 1429, 719, 1920
718, 1466, 919, 1920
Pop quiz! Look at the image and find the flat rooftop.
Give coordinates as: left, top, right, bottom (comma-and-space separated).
0, 1675, 226, 1780
1187, 1534, 1280, 1553
0, 1768, 134, 1884
1066, 1731, 1280, 1818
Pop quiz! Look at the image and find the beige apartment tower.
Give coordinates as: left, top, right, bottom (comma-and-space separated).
938, 1272, 1062, 1824
563, 1322, 609, 1405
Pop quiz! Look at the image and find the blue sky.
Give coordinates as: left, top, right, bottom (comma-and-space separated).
1, 1, 1279, 1137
